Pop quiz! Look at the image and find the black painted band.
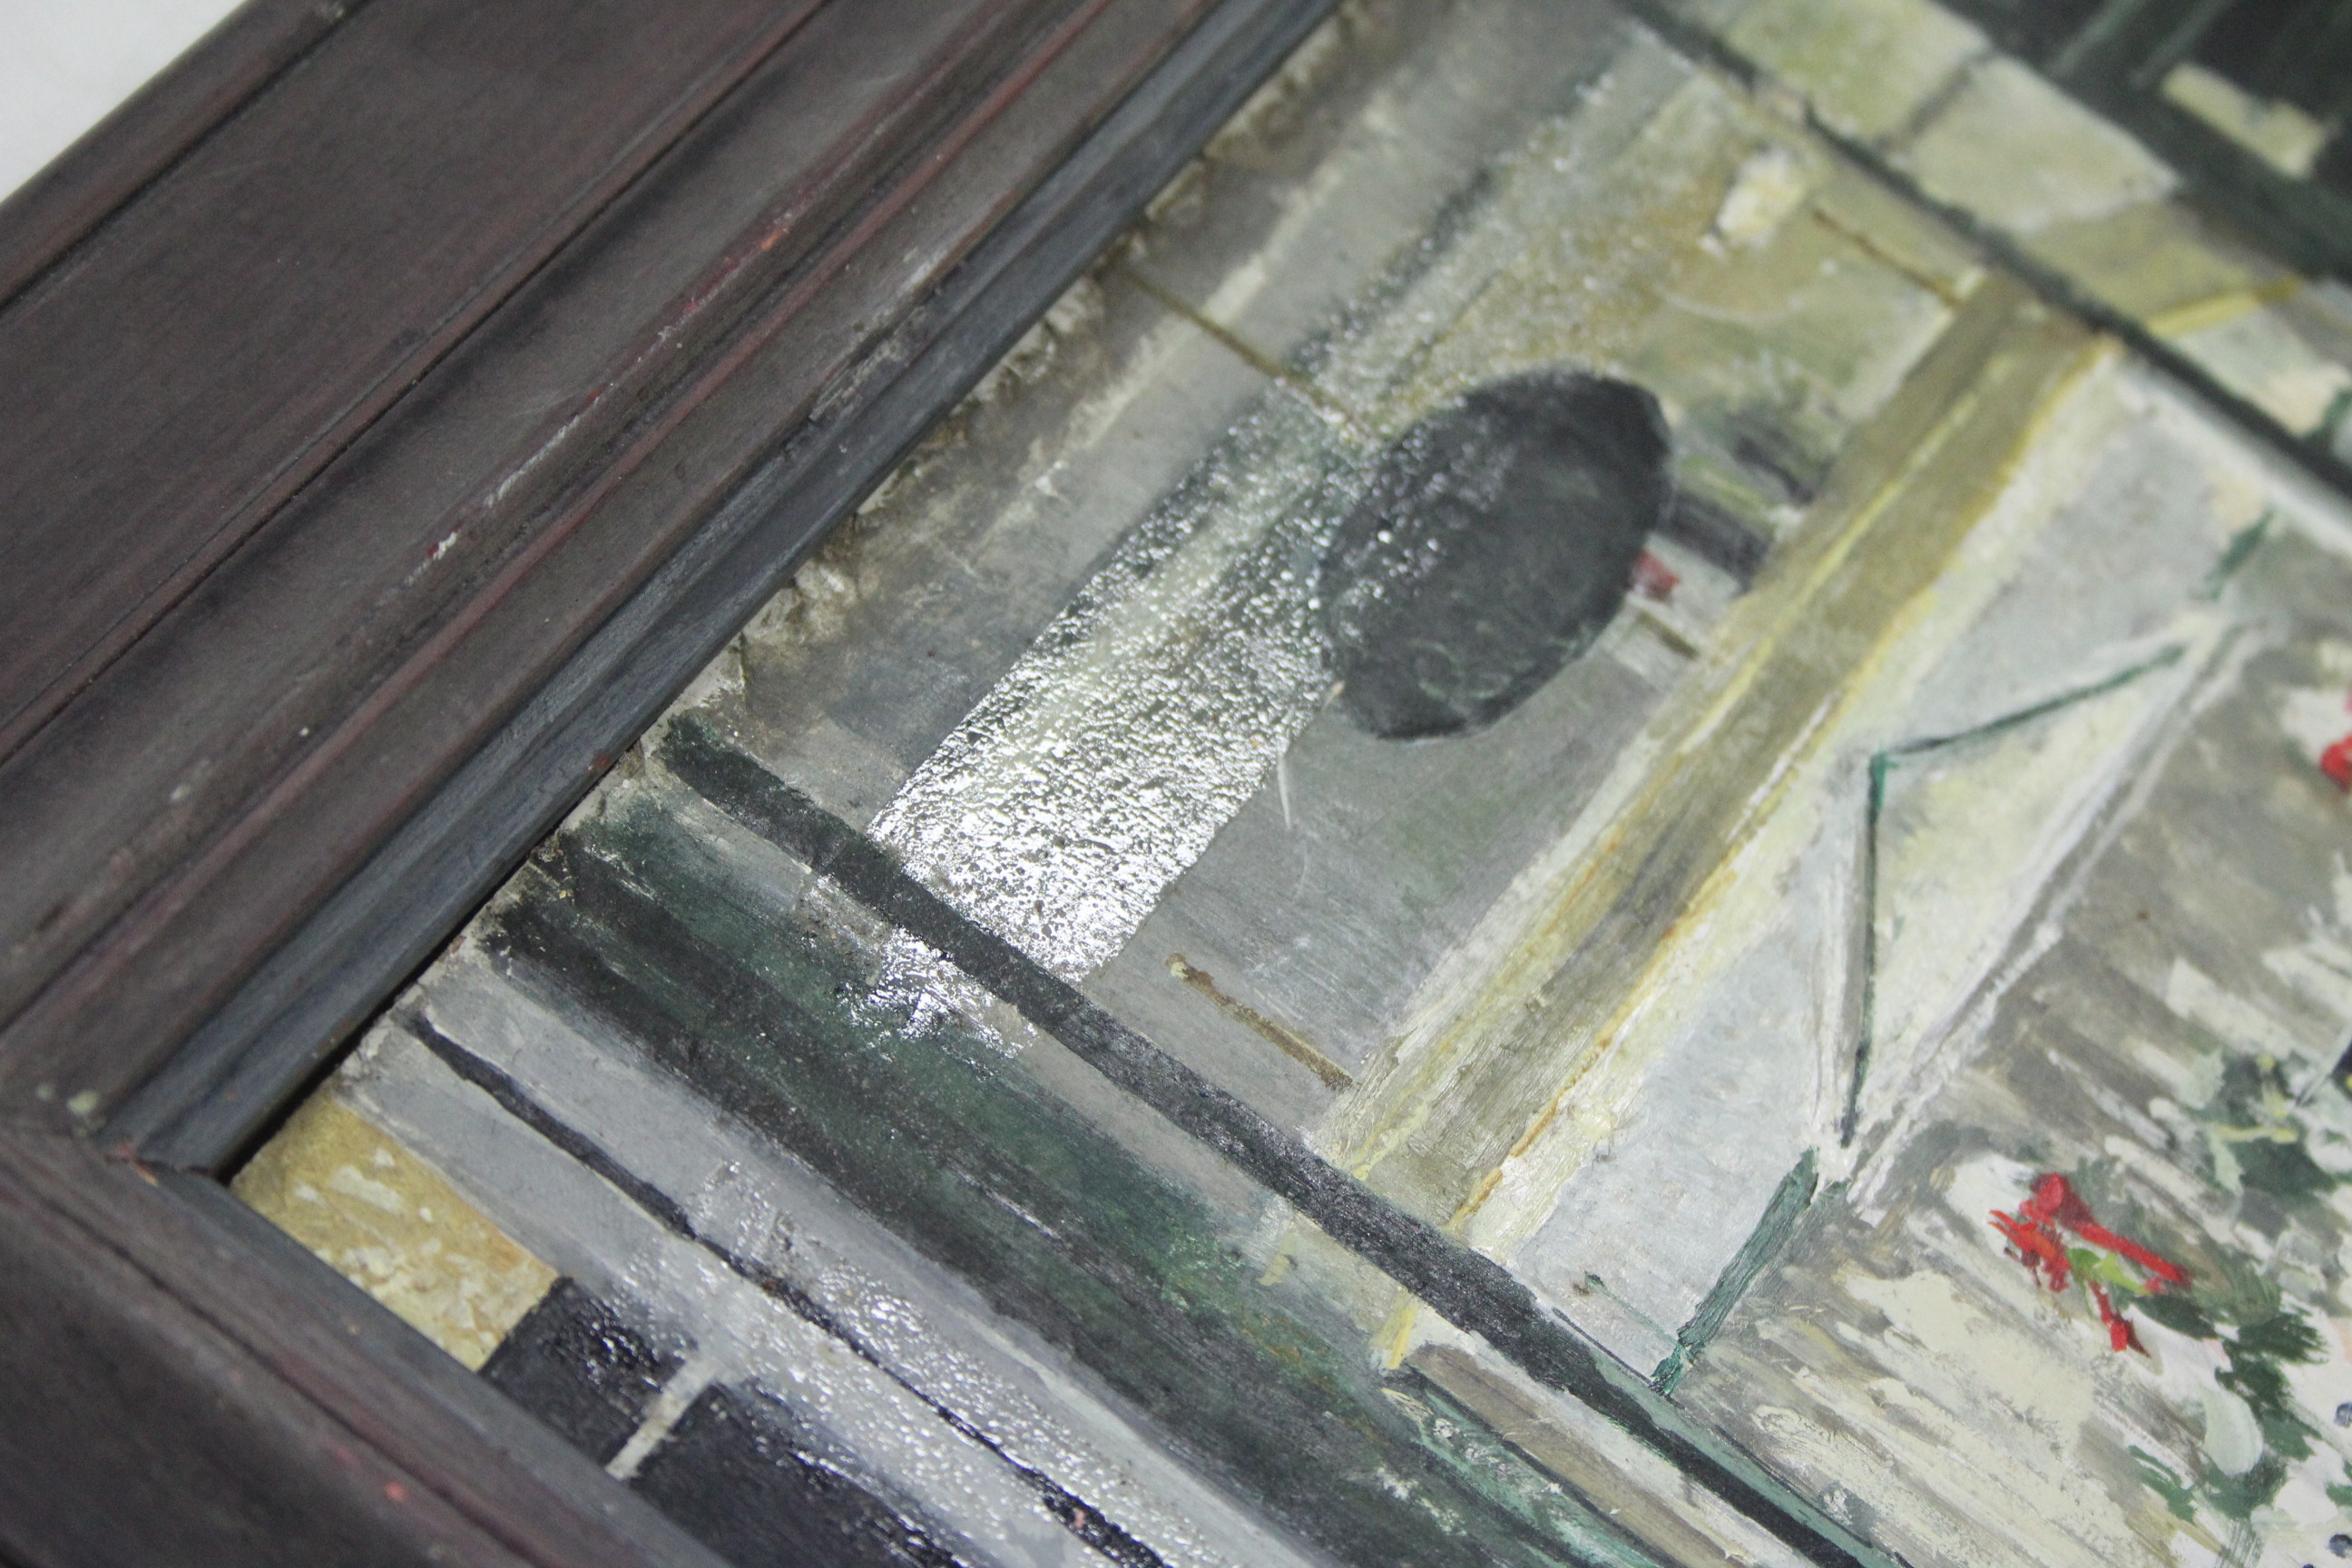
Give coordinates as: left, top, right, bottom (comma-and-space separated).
658, 713, 1894, 1568
402, 1010, 1172, 1568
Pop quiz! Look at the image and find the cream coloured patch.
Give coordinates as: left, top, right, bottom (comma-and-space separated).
1709, 145, 1813, 250
235, 1092, 555, 1369
2169, 305, 2352, 436
2165, 957, 2327, 1064
1895, 58, 2176, 235
1725, 0, 1986, 145
2161, 64, 2328, 181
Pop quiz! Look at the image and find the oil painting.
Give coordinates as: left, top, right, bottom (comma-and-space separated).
235, 1, 2352, 1563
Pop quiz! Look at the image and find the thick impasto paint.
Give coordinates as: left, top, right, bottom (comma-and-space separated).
235, 2, 2352, 1565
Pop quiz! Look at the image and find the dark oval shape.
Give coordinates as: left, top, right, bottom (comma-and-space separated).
1318, 371, 1671, 740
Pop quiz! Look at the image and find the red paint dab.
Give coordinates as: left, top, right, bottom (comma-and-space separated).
2322, 733, 2352, 792
1631, 550, 1679, 603
2091, 1282, 2144, 1354
1990, 1172, 2185, 1353
2318, 689, 2352, 792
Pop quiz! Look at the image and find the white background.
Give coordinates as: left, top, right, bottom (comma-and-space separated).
0, 0, 242, 201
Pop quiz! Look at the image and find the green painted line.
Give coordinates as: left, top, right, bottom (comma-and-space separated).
2200, 511, 2275, 600
1653, 1149, 1820, 1396
1839, 645, 2189, 1143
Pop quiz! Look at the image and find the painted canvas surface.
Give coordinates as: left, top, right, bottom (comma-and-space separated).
237, 1, 2352, 1564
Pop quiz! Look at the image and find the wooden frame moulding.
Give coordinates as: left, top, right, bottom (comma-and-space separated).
0, 0, 1337, 1560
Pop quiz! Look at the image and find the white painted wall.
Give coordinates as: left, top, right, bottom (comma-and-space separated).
0, 0, 242, 202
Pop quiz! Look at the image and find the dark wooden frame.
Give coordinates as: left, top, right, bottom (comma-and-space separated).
0, 1, 1331, 1560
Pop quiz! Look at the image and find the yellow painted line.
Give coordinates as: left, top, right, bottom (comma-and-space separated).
1449, 330, 2109, 1238
2144, 277, 2304, 340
